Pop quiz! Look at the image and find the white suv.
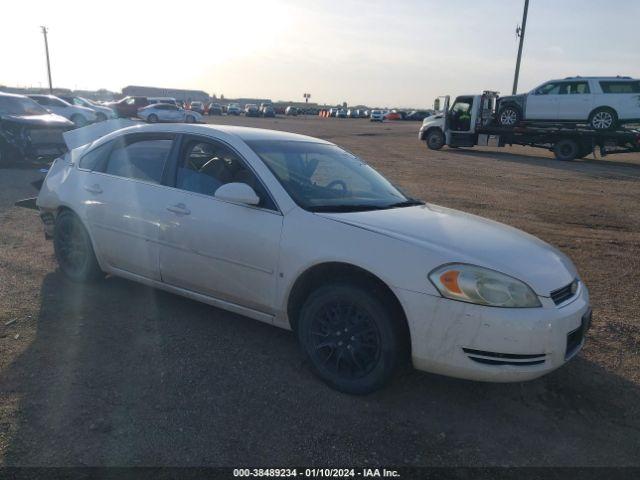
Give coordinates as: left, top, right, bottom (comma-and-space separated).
497, 76, 640, 130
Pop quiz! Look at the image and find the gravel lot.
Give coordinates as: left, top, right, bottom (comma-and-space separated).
0, 116, 639, 466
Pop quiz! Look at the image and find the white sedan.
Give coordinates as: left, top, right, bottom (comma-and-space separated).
29, 94, 98, 127
37, 123, 591, 394
137, 103, 202, 123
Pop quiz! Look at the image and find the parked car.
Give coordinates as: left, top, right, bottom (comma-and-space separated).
207, 103, 223, 115
370, 110, 384, 122
226, 103, 241, 115
148, 97, 178, 106
137, 103, 202, 123
37, 123, 591, 394
189, 101, 205, 114
262, 105, 276, 117
59, 95, 116, 122
337, 108, 347, 118
0, 92, 73, 162
405, 110, 433, 121
384, 111, 403, 121
497, 76, 640, 130
29, 94, 98, 127
244, 104, 260, 117
285, 106, 299, 116
347, 109, 359, 118
106, 96, 150, 118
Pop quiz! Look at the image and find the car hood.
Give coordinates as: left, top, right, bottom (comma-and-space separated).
0, 113, 74, 128
318, 204, 577, 296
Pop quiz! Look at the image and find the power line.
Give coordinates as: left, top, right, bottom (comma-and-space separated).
512, 0, 529, 95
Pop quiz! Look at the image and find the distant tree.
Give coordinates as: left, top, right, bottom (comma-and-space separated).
342, 101, 347, 108
220, 94, 225, 100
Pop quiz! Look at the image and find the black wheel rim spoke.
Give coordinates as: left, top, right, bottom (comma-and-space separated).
309, 300, 381, 379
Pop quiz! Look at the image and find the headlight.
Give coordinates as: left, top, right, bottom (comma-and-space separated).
429, 263, 541, 308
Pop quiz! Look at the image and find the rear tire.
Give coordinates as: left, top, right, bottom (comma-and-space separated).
553, 139, 579, 161
297, 283, 403, 394
497, 105, 522, 127
186, 114, 196, 123
589, 107, 617, 130
54, 210, 103, 282
96, 112, 107, 122
425, 129, 445, 150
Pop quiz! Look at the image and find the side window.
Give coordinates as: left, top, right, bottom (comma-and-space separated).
79, 142, 112, 170
560, 82, 590, 94
104, 135, 173, 184
176, 138, 275, 210
125, 97, 135, 105
536, 83, 561, 95
600, 81, 640, 93
34, 97, 49, 106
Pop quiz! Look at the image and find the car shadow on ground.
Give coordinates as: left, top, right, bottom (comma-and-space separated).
2, 272, 640, 466
444, 148, 640, 177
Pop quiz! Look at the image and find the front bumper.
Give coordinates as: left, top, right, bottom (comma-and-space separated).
395, 283, 591, 382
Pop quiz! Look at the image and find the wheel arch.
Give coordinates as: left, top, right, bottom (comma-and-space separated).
420, 125, 443, 141
285, 261, 411, 357
588, 105, 618, 119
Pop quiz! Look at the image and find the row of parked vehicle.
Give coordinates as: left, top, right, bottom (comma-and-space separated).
324, 107, 434, 121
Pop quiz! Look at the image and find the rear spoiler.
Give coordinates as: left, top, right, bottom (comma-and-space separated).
63, 119, 140, 150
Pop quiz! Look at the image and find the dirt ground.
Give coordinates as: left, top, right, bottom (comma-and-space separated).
0, 115, 639, 467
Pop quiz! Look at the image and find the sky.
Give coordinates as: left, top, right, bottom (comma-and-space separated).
2, 0, 639, 108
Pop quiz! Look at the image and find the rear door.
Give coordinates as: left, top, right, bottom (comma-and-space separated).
557, 80, 593, 120
526, 82, 562, 120
81, 132, 176, 280
158, 134, 283, 313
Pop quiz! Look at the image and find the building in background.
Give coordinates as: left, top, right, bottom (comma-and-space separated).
122, 85, 210, 103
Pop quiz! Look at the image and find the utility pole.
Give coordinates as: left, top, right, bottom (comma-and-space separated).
41, 26, 53, 93
512, 0, 529, 95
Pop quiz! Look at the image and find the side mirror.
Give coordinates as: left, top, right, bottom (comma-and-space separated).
214, 182, 260, 206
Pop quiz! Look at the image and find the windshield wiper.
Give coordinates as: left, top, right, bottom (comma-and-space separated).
308, 204, 389, 212
386, 199, 425, 208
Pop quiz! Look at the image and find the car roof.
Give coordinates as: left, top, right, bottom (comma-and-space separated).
0, 91, 30, 99
553, 76, 637, 81
93, 123, 332, 147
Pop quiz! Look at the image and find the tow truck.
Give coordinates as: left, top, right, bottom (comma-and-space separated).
419, 91, 640, 161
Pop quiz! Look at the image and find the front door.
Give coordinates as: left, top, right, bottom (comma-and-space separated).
81, 132, 176, 280
526, 81, 562, 120
158, 135, 283, 313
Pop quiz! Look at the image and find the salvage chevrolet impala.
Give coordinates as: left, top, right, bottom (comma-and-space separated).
37, 123, 592, 394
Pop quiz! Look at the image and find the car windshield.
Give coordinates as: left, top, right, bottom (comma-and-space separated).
0, 96, 49, 115
248, 140, 421, 212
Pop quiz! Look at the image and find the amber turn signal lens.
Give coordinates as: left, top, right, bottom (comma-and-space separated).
439, 270, 462, 294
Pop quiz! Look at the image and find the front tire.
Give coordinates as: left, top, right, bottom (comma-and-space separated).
53, 210, 103, 282
297, 284, 402, 394
147, 114, 158, 123
589, 107, 617, 130
497, 105, 522, 127
96, 112, 107, 122
185, 114, 196, 123
425, 129, 445, 150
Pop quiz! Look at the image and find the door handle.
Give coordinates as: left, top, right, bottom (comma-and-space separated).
166, 203, 191, 215
84, 184, 102, 194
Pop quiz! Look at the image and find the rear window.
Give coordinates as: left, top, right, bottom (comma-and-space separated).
600, 81, 640, 94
